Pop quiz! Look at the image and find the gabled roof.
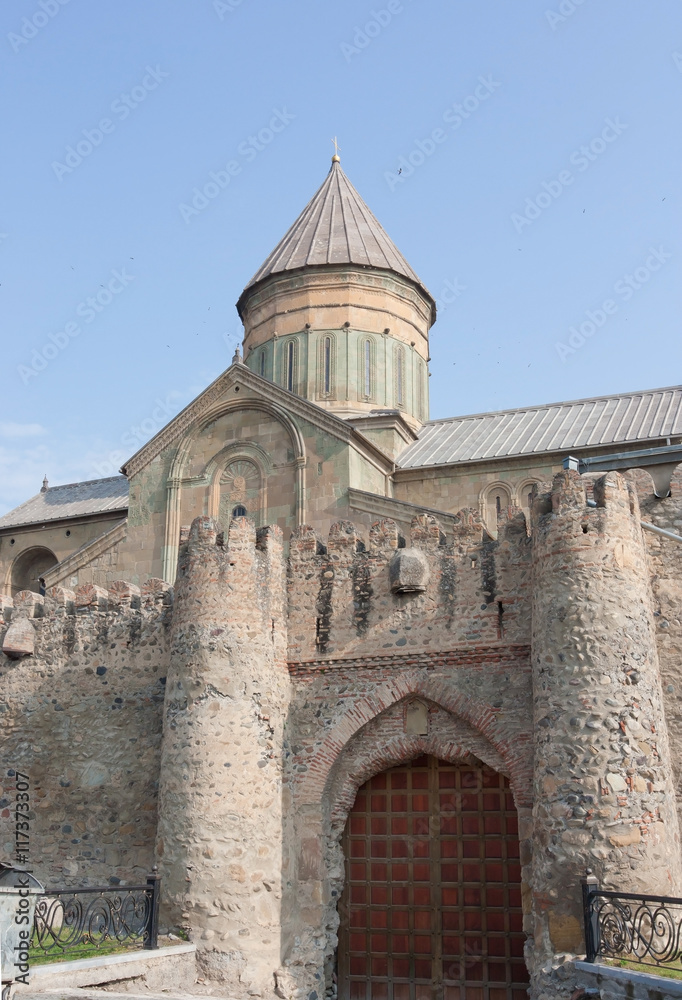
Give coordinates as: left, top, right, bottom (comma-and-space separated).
0, 476, 129, 530
237, 158, 434, 315
397, 385, 682, 470
121, 361, 395, 480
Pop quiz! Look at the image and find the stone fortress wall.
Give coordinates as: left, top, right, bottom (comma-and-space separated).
1, 470, 681, 999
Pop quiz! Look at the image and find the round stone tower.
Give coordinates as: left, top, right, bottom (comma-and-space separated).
530, 470, 682, 973
236, 156, 436, 430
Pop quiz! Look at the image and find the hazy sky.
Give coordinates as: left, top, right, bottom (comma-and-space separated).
1, 1, 681, 514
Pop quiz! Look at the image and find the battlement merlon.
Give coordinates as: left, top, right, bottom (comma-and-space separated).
0, 579, 173, 660
171, 514, 286, 635
531, 468, 643, 537
286, 509, 532, 661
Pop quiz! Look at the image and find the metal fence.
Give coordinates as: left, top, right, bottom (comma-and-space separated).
582, 870, 682, 970
33, 868, 160, 957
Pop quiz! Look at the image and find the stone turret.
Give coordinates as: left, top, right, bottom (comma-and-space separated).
530, 470, 682, 972
155, 516, 290, 996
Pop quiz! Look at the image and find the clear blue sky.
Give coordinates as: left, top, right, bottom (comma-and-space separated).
1, 0, 681, 514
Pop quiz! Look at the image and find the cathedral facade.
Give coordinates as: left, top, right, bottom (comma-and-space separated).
2, 157, 682, 1000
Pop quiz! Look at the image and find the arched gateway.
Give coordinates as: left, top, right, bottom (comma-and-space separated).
338, 755, 528, 1000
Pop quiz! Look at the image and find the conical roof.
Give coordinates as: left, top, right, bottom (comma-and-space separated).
237, 158, 434, 316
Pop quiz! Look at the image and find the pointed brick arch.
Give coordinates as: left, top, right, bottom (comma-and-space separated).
297, 673, 533, 817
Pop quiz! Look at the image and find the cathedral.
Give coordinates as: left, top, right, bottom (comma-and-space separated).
3, 153, 681, 596
1, 156, 682, 1000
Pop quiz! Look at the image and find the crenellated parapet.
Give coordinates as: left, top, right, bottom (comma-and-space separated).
287, 509, 532, 663
0, 578, 173, 660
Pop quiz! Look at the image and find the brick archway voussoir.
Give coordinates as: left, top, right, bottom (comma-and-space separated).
297, 670, 531, 810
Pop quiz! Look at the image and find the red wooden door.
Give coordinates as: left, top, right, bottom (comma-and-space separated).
338, 755, 529, 1000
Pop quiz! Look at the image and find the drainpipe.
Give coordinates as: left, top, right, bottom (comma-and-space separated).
585, 498, 682, 544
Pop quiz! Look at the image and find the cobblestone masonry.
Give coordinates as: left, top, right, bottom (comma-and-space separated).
1, 473, 682, 1000
0, 579, 171, 886
530, 471, 682, 999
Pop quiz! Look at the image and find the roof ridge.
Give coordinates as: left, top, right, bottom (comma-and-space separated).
42, 474, 128, 492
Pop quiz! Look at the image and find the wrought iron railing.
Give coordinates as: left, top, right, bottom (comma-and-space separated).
582, 870, 682, 970
33, 868, 160, 957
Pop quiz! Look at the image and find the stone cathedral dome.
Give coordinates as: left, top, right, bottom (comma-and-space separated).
237, 157, 436, 429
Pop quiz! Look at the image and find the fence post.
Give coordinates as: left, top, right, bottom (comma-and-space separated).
144, 866, 161, 950
581, 868, 599, 962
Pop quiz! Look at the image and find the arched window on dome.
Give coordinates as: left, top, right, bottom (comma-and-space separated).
416, 358, 426, 422
259, 348, 266, 379
318, 334, 336, 398
232, 505, 248, 518
283, 339, 298, 394
361, 337, 375, 401
394, 345, 405, 408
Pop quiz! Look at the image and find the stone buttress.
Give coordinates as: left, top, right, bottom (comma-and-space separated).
155, 515, 290, 995
530, 471, 682, 973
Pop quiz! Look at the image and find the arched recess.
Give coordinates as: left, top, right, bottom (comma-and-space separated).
516, 479, 541, 532
479, 482, 512, 539
287, 686, 532, 995
202, 441, 273, 526
296, 673, 532, 813
10, 546, 58, 595
162, 398, 306, 583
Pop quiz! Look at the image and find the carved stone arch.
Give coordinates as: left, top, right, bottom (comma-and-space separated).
162, 397, 306, 582
479, 480, 513, 539
202, 441, 273, 524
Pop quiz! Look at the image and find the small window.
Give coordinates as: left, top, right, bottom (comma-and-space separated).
284, 339, 298, 393
319, 334, 336, 398
395, 346, 405, 407
496, 495, 502, 516
416, 359, 426, 421
323, 337, 332, 394
232, 505, 248, 518
259, 349, 266, 378
364, 339, 372, 398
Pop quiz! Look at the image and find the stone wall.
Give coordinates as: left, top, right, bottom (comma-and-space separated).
639, 467, 682, 840
1, 474, 682, 1000
0, 580, 171, 887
